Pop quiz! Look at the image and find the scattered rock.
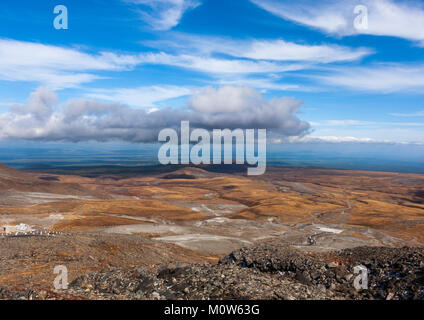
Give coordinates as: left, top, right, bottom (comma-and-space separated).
3, 244, 424, 300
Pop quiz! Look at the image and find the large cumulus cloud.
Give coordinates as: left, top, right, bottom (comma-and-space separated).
0, 86, 310, 142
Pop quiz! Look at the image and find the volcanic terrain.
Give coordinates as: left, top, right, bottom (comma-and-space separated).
0, 163, 423, 300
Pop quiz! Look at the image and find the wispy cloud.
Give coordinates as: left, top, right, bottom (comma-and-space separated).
0, 38, 337, 91
250, 0, 424, 45
146, 33, 372, 63
137, 52, 305, 74
314, 120, 424, 127
284, 135, 379, 143
315, 64, 424, 92
215, 77, 302, 92
234, 39, 371, 63
140, 33, 372, 91
276, 135, 424, 145
309, 119, 424, 143
0, 39, 142, 89
125, 0, 200, 30
85, 85, 193, 108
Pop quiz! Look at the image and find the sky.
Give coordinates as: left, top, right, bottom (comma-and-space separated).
0, 0, 423, 147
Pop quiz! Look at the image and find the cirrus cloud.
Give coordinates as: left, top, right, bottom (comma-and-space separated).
317, 64, 424, 92
125, 0, 201, 30
250, 0, 424, 45
145, 33, 372, 63
0, 39, 143, 89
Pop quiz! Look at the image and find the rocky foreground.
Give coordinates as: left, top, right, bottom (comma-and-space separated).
2, 244, 423, 300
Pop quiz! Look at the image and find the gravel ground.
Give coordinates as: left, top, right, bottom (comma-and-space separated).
65, 245, 424, 300
220, 245, 424, 300
68, 263, 333, 300
1, 241, 423, 300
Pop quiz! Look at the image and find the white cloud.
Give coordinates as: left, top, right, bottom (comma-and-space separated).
0, 39, 142, 89
284, 135, 379, 143
146, 33, 372, 63
125, 0, 200, 30
189, 86, 264, 113
239, 40, 371, 63
137, 52, 304, 74
0, 86, 310, 142
216, 77, 301, 92
85, 85, 193, 108
316, 64, 424, 92
188, 86, 310, 135
314, 120, 424, 127
250, 0, 424, 45
308, 119, 424, 143
0, 35, 371, 93
139, 34, 371, 90
281, 134, 424, 145
0, 37, 346, 92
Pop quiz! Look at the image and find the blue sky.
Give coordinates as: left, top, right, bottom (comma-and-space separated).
0, 0, 423, 145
